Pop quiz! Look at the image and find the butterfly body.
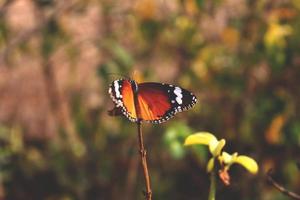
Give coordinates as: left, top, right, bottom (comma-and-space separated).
109, 79, 197, 124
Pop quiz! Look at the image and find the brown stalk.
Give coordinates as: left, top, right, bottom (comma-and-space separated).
137, 121, 152, 200
267, 169, 300, 200
131, 84, 152, 199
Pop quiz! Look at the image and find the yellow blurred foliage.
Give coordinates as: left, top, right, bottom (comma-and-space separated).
221, 27, 240, 50
264, 21, 293, 48
265, 115, 286, 144
134, 0, 157, 20
132, 69, 144, 83
192, 55, 209, 81
184, 0, 199, 16
292, 0, 300, 10
10, 126, 23, 153
26, 147, 45, 169
175, 16, 194, 31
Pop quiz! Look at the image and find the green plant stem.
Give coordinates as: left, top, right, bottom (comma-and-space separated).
208, 169, 216, 200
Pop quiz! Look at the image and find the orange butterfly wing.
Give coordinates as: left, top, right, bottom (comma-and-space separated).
121, 80, 137, 119
137, 83, 172, 122
109, 79, 137, 122
109, 79, 197, 124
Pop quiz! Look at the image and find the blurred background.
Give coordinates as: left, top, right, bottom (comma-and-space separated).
0, 0, 300, 199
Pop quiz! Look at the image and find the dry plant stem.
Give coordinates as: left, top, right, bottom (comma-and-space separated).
137, 121, 152, 200
267, 169, 300, 200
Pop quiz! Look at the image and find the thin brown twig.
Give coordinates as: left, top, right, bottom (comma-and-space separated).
267, 169, 300, 200
131, 80, 152, 199
137, 121, 152, 200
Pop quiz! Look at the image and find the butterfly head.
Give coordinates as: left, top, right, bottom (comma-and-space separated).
129, 79, 139, 94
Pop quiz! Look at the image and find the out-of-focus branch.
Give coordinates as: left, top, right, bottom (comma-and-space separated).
0, 1, 76, 65
267, 169, 300, 200
37, 1, 86, 155
0, 26, 42, 65
0, 0, 86, 153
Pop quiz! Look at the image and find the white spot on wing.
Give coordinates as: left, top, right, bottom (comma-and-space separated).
174, 87, 183, 105
114, 80, 121, 98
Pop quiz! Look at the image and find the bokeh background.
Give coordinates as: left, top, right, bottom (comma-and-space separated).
0, 0, 300, 199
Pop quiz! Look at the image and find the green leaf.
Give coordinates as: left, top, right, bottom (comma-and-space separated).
169, 141, 185, 159
210, 139, 225, 157
164, 122, 191, 159
235, 155, 259, 174
194, 0, 204, 9
207, 158, 215, 172
220, 152, 238, 165
184, 132, 217, 146
184, 132, 225, 156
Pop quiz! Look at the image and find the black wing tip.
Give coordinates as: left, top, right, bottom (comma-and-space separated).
144, 97, 197, 124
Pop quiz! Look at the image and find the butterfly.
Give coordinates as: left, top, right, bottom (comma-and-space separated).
108, 79, 197, 124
